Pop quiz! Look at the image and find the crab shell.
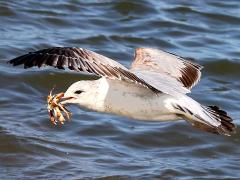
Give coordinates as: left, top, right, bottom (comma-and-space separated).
47, 92, 71, 125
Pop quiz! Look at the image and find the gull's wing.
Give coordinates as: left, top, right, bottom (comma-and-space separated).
9, 47, 160, 93
131, 48, 203, 95
133, 70, 190, 96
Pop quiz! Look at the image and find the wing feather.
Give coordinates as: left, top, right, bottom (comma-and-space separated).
133, 70, 190, 96
131, 48, 203, 92
9, 47, 160, 93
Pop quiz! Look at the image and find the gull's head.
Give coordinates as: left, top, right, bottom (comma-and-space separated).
61, 80, 100, 107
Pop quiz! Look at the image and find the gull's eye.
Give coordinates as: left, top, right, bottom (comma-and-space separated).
74, 90, 84, 94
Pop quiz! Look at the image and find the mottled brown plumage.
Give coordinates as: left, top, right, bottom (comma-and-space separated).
131, 47, 202, 90
9, 47, 160, 93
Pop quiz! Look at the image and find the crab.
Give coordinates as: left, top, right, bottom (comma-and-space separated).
47, 88, 71, 125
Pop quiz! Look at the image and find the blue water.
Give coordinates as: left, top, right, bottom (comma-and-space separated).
0, 1, 240, 179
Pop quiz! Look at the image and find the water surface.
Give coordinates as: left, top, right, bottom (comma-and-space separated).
0, 0, 240, 179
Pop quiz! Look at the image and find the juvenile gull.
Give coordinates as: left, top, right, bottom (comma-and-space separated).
9, 47, 236, 136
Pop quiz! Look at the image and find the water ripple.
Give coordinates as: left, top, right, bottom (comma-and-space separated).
0, 0, 240, 179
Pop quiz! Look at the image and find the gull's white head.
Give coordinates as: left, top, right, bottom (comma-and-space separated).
61, 79, 101, 108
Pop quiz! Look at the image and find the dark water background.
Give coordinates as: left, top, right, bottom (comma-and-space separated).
0, 0, 240, 179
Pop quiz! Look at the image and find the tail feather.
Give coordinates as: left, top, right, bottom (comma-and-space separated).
173, 102, 236, 136
188, 119, 222, 135
203, 105, 236, 135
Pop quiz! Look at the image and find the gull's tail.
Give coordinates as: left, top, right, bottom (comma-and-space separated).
172, 98, 236, 136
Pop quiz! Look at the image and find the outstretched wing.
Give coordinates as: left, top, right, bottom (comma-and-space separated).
131, 48, 203, 94
9, 47, 160, 93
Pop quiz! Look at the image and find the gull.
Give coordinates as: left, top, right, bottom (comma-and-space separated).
9, 47, 236, 136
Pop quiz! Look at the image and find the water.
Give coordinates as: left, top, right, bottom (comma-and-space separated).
0, 0, 240, 179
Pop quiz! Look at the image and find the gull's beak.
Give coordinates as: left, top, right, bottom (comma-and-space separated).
60, 95, 76, 104
61, 96, 75, 101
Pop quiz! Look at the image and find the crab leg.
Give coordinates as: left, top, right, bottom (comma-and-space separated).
48, 109, 57, 125
55, 106, 65, 124
58, 103, 71, 120
47, 89, 72, 125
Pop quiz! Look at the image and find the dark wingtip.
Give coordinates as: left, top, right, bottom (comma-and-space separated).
8, 57, 15, 65
8, 54, 31, 67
